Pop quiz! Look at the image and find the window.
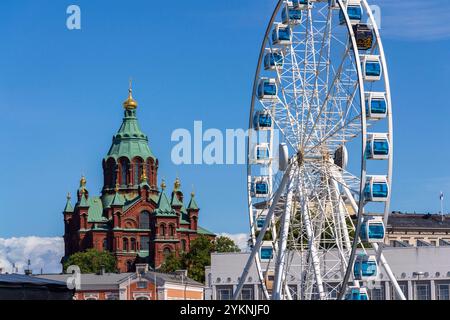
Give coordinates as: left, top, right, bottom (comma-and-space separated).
140, 236, 150, 251
169, 225, 175, 237
370, 285, 385, 300
391, 282, 408, 300
240, 286, 254, 300
415, 282, 431, 300
139, 211, 150, 229
103, 238, 108, 251
123, 238, 129, 251
217, 286, 233, 300
160, 224, 166, 237
437, 283, 450, 300
126, 260, 134, 272
163, 247, 171, 261
137, 281, 148, 289
133, 161, 142, 184
131, 238, 136, 251
120, 160, 129, 185
181, 239, 187, 252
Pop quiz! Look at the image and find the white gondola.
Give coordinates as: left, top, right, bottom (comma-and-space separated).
260, 241, 274, 260
361, 55, 382, 81
345, 287, 369, 300
253, 111, 273, 130
272, 24, 292, 45
257, 78, 278, 100
256, 215, 267, 231
251, 177, 270, 198
353, 255, 378, 281
364, 175, 389, 202
282, 2, 302, 25
292, 0, 311, 10
365, 92, 387, 119
366, 133, 389, 160
254, 143, 271, 163
264, 49, 284, 71
360, 216, 385, 243
339, 0, 362, 25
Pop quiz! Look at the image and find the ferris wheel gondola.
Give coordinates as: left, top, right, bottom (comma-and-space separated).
233, 0, 406, 301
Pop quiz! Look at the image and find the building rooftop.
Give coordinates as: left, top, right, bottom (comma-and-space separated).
34, 270, 203, 291
388, 213, 450, 230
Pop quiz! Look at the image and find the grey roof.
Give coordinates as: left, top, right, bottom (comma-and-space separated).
34, 271, 204, 291
387, 213, 450, 230
0, 274, 67, 287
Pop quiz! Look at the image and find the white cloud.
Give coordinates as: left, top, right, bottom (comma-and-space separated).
0, 237, 64, 274
219, 233, 250, 252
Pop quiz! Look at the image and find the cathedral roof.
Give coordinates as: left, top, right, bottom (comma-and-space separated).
105, 88, 155, 161
63, 193, 74, 213
155, 191, 177, 217
187, 192, 199, 210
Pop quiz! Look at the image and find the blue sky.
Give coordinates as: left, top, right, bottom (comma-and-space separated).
0, 0, 449, 238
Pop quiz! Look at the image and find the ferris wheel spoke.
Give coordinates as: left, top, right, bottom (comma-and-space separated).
301, 44, 353, 148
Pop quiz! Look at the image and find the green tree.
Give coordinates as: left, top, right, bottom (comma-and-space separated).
160, 253, 184, 273
63, 249, 117, 273
214, 236, 241, 253
184, 236, 214, 283
160, 235, 242, 283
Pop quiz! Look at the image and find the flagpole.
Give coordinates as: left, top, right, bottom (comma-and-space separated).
440, 192, 444, 222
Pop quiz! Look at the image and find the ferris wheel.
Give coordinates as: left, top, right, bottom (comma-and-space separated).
233, 0, 406, 300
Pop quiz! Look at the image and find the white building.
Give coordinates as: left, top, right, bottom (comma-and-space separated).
205, 246, 450, 300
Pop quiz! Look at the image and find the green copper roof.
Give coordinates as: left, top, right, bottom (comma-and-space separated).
63, 197, 74, 213
79, 194, 89, 207
171, 192, 183, 207
155, 191, 177, 216
187, 195, 199, 210
105, 109, 155, 161
197, 226, 216, 236
87, 197, 108, 223
111, 192, 125, 206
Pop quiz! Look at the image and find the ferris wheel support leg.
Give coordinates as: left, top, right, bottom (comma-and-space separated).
233, 163, 293, 300
299, 188, 327, 300
340, 187, 406, 300
272, 178, 294, 300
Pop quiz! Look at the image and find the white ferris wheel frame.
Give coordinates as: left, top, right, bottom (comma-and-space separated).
233, 0, 406, 301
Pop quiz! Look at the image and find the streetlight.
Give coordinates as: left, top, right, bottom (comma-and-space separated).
412, 271, 425, 300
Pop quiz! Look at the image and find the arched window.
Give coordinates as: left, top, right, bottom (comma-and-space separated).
133, 159, 142, 184
160, 224, 166, 237
130, 238, 136, 251
120, 159, 129, 186
123, 238, 129, 251
139, 211, 150, 229
103, 238, 108, 251
181, 239, 187, 252
163, 247, 171, 261
169, 225, 175, 237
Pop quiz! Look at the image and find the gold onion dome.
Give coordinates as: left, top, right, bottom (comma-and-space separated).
80, 175, 87, 188
174, 177, 181, 190
123, 86, 138, 110
161, 179, 167, 190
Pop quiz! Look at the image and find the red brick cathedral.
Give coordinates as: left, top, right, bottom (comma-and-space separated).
62, 87, 215, 272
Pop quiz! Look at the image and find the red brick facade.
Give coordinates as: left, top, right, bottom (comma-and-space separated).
62, 89, 215, 272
